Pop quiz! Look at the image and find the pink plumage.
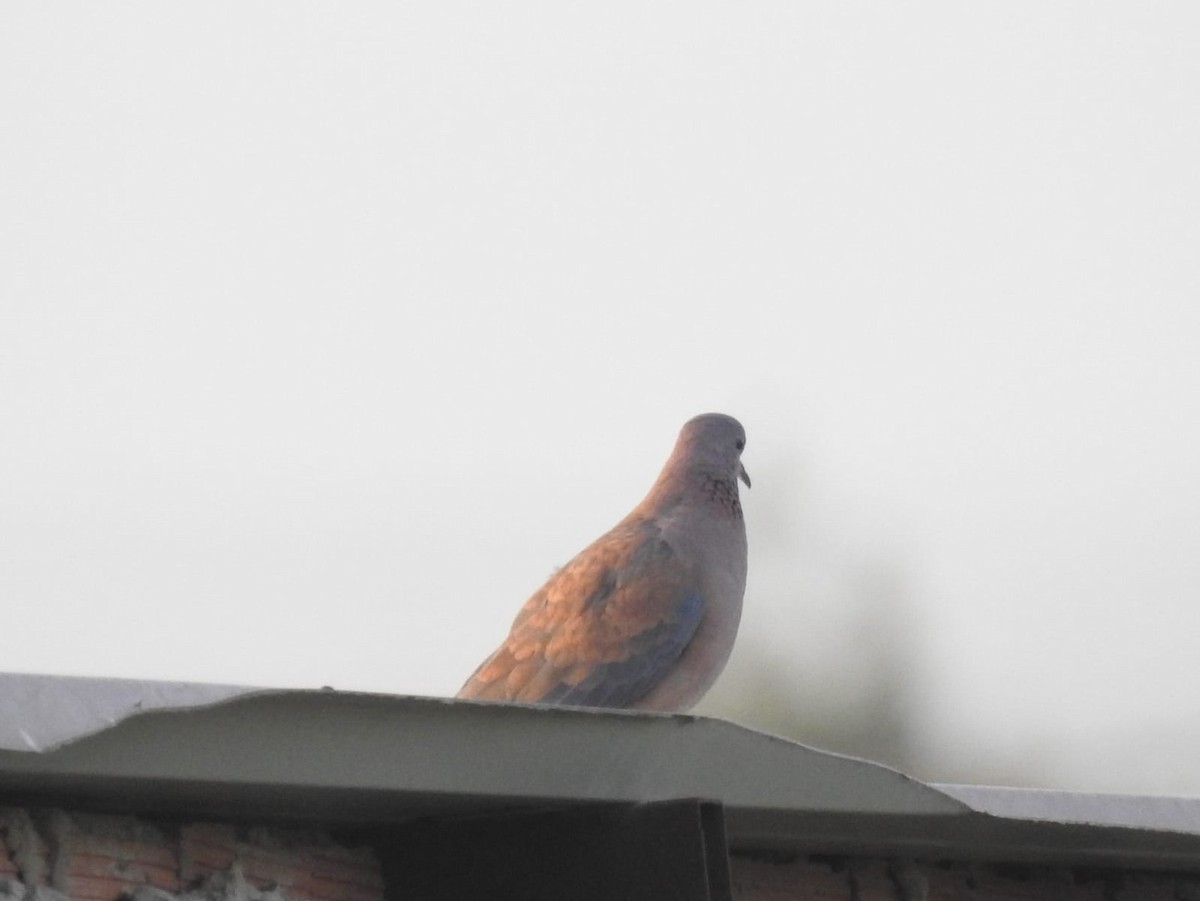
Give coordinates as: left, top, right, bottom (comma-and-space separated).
457, 413, 750, 712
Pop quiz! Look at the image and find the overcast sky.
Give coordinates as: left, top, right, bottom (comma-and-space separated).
3, 3, 1199, 794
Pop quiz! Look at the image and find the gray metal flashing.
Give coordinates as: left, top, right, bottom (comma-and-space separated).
934, 784, 1200, 834
2, 673, 1199, 871
0, 671, 256, 752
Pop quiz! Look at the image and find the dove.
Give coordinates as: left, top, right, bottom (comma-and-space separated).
457, 413, 750, 712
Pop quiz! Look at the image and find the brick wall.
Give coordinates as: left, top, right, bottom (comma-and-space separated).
729, 854, 1200, 901
5, 805, 1200, 900
0, 809, 383, 901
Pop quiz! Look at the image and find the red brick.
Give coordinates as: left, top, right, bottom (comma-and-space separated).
304, 850, 385, 888
180, 823, 238, 885
237, 842, 305, 866
63, 874, 141, 901
237, 848, 308, 889
289, 873, 385, 901
182, 844, 237, 871
58, 834, 178, 870
64, 851, 180, 892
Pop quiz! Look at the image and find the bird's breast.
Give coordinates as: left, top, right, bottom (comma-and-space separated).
631, 508, 747, 711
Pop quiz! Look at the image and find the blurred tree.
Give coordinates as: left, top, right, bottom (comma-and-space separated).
697, 560, 918, 775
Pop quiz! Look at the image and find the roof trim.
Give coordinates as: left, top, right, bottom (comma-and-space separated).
1, 675, 1199, 871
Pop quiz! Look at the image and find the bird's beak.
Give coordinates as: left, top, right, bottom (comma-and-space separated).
739, 464, 751, 489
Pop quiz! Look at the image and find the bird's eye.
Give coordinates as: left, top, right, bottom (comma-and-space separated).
735, 439, 745, 451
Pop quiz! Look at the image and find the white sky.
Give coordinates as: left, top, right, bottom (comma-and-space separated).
3, 4, 1199, 793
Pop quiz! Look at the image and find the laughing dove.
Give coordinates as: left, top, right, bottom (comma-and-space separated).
457, 413, 750, 712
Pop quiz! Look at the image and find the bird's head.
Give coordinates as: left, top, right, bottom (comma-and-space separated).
677, 412, 751, 490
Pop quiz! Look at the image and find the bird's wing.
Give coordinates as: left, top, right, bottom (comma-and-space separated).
457, 519, 703, 708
